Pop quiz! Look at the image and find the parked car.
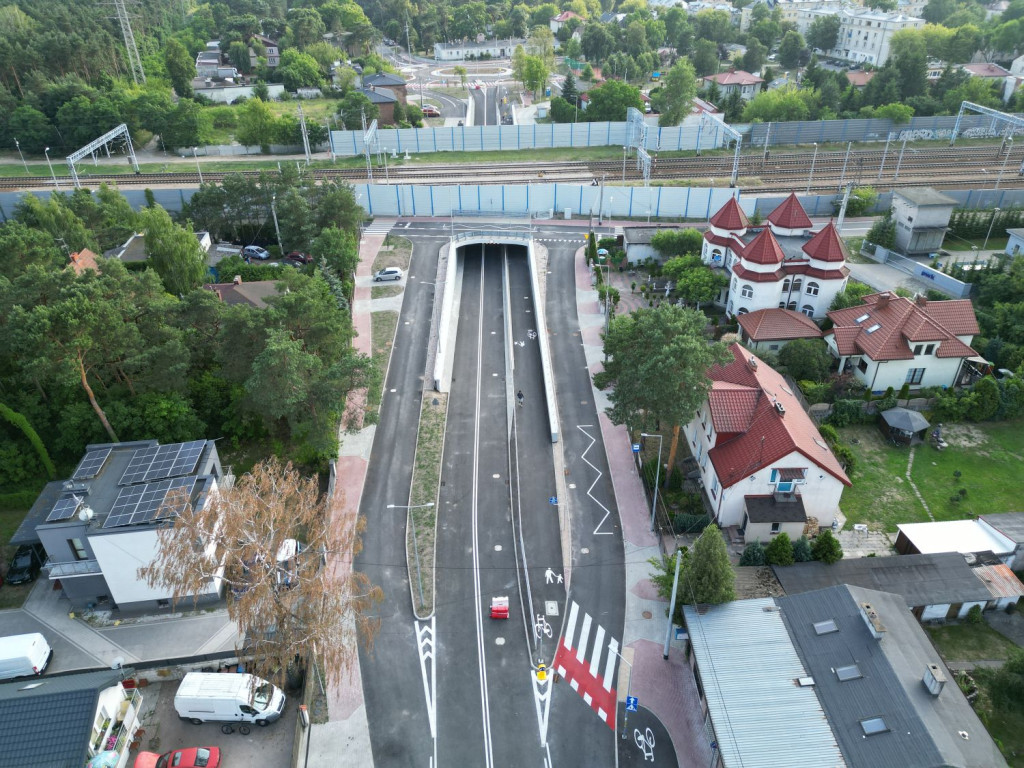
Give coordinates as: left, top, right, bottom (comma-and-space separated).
134, 747, 221, 768
285, 251, 313, 266
6, 543, 44, 585
420, 105, 441, 117
373, 267, 402, 282
242, 245, 271, 261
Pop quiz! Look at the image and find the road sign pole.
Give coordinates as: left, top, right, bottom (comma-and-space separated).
664, 548, 683, 659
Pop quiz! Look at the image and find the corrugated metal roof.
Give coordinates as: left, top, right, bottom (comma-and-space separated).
683, 599, 846, 767
974, 563, 1024, 599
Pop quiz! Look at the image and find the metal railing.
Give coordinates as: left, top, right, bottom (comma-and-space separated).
45, 558, 102, 577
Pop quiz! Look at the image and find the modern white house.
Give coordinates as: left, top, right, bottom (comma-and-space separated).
797, 7, 925, 65
701, 194, 850, 319
684, 344, 851, 538
701, 70, 764, 100
10, 439, 226, 612
823, 292, 980, 393
433, 38, 524, 60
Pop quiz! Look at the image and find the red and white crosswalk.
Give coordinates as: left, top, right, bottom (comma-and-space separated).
554, 601, 619, 729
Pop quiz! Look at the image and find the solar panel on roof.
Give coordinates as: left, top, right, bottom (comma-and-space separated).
143, 444, 180, 482
46, 495, 82, 522
169, 440, 205, 477
156, 477, 197, 521
104, 484, 147, 527
72, 447, 112, 480
119, 445, 159, 486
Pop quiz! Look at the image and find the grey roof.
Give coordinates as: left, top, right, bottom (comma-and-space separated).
745, 493, 807, 523
622, 227, 667, 245
363, 72, 406, 87
772, 552, 992, 607
894, 187, 958, 207
360, 86, 396, 104
780, 585, 1007, 768
880, 406, 930, 433
979, 512, 1024, 544
682, 598, 845, 767
0, 669, 129, 768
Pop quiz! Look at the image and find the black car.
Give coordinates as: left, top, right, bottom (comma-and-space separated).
6, 543, 44, 585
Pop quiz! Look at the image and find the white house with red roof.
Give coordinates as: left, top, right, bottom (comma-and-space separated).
550, 10, 584, 33
701, 70, 764, 100
701, 193, 850, 319
685, 344, 851, 540
824, 292, 980, 392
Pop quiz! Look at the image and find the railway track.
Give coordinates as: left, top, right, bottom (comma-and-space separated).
2, 142, 1021, 193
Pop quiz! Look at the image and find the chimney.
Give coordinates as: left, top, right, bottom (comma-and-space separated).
876, 292, 891, 309
916, 294, 928, 307
747, 356, 758, 371
923, 663, 946, 696
233, 275, 242, 285
859, 601, 887, 639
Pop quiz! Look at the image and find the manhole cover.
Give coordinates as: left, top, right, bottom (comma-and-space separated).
642, 611, 653, 619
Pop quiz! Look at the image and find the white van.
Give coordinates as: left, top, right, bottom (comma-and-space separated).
0, 633, 53, 680
175, 672, 286, 726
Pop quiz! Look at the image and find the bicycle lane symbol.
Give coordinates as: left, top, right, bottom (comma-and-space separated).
634, 727, 655, 762
534, 614, 552, 639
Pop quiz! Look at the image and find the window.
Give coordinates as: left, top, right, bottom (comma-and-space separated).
727, 301, 734, 315
924, 343, 935, 355
68, 538, 88, 561
855, 313, 870, 323
782, 279, 791, 292
906, 367, 925, 385
857, 358, 868, 373
913, 344, 922, 355
836, 664, 863, 681
731, 277, 738, 291
806, 282, 819, 296
740, 284, 754, 299
787, 301, 797, 310
778, 301, 786, 309
801, 305, 814, 317
737, 307, 749, 315
860, 717, 889, 736
710, 476, 719, 498
813, 619, 838, 635
792, 278, 803, 292
769, 344, 779, 351
770, 522, 781, 534
866, 323, 881, 333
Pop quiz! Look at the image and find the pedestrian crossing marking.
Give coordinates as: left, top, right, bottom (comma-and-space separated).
555, 601, 619, 729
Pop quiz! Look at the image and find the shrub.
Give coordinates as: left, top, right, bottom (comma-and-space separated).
965, 604, 983, 624
673, 513, 712, 534
738, 539, 766, 566
799, 380, 831, 404
812, 528, 844, 564
765, 532, 795, 566
828, 399, 866, 427
793, 535, 813, 562
817, 423, 840, 443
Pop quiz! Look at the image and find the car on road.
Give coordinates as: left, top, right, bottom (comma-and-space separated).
420, 105, 441, 117
242, 245, 271, 261
134, 746, 221, 768
373, 267, 403, 282
285, 251, 313, 266
6, 543, 44, 585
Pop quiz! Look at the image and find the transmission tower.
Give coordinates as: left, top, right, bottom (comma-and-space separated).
111, 0, 146, 85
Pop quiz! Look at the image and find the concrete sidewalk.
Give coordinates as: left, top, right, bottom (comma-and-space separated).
574, 249, 714, 768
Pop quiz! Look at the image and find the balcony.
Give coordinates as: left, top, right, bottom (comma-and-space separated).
45, 557, 102, 579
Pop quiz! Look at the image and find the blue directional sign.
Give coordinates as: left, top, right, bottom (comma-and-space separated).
632, 443, 641, 454
549, 496, 558, 506
626, 696, 639, 713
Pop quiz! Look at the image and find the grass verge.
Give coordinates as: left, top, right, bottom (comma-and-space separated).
0, 507, 34, 609
926, 622, 1019, 662
408, 391, 447, 617
371, 235, 413, 299
366, 311, 398, 416
967, 667, 1024, 767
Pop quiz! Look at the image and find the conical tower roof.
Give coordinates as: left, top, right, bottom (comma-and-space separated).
709, 196, 750, 231
767, 192, 812, 230
802, 221, 849, 263
742, 226, 786, 265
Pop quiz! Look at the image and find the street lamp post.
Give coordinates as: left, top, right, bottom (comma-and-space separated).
13, 138, 28, 175
622, 145, 628, 182
805, 142, 818, 194
270, 193, 284, 252
43, 147, 60, 190
640, 433, 663, 532
386, 503, 434, 609
984, 207, 1001, 250
192, 147, 203, 185
609, 647, 634, 740
664, 547, 683, 659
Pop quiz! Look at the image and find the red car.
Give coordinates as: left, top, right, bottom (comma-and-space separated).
285, 251, 313, 266
420, 106, 440, 117
134, 747, 220, 768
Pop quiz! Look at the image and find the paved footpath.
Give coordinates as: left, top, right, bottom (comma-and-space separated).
575, 250, 714, 768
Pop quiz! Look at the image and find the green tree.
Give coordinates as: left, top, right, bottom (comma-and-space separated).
585, 79, 643, 121
561, 71, 580, 107
829, 281, 874, 311
778, 30, 806, 68
550, 96, 577, 123
228, 40, 251, 73
276, 187, 317, 253
287, 7, 327, 48
595, 304, 730, 480
312, 226, 359, 276
164, 39, 195, 98
278, 49, 324, 91
582, 24, 616, 62
970, 376, 1001, 421
454, 65, 468, 88
140, 206, 209, 296
527, 26, 556, 67
765, 532, 795, 566
742, 87, 813, 122
793, 535, 813, 562
778, 338, 833, 382
237, 98, 279, 149
668, 260, 728, 309
337, 91, 378, 129
806, 15, 841, 52
812, 528, 844, 564
0, 402, 56, 480
522, 54, 550, 95
161, 99, 213, 151
739, 539, 766, 566
657, 58, 698, 127
691, 39, 721, 77
651, 228, 703, 258
684, 526, 736, 604
741, 38, 767, 74
695, 9, 733, 44
7, 106, 56, 153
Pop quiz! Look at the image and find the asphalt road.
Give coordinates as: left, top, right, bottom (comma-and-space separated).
471, 87, 497, 126
355, 236, 438, 767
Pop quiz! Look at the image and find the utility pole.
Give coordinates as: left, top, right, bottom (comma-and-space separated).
111, 0, 146, 85
297, 104, 312, 165
270, 193, 284, 253
663, 550, 683, 659
836, 183, 853, 233
405, 17, 413, 59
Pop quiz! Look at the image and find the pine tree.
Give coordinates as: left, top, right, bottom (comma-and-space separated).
793, 535, 813, 562
738, 539, 765, 566
684, 527, 735, 605
562, 71, 579, 107
812, 529, 844, 564
765, 532, 795, 566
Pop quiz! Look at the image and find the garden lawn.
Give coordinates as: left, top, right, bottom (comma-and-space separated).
838, 421, 1024, 531
926, 622, 1019, 662
0, 507, 34, 609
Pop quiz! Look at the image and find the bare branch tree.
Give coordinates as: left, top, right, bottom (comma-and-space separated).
140, 458, 381, 685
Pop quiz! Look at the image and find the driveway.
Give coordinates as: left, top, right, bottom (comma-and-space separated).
847, 261, 935, 296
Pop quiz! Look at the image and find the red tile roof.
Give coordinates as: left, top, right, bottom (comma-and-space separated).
802, 221, 849, 263
552, 10, 583, 21
709, 196, 749, 231
962, 62, 1010, 78
767, 193, 812, 230
741, 227, 786, 265
738, 308, 823, 342
706, 345, 851, 488
826, 293, 978, 361
845, 71, 875, 88
704, 70, 764, 87
68, 248, 101, 275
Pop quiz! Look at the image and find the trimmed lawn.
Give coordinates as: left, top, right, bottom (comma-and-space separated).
838, 421, 1024, 531
926, 622, 1019, 662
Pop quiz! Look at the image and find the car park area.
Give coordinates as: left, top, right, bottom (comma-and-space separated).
131, 678, 297, 768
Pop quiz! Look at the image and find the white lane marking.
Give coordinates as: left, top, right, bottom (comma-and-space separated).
562, 601, 580, 651
471, 250, 496, 768
576, 425, 614, 535
589, 625, 605, 679
415, 618, 437, 738
576, 614, 592, 663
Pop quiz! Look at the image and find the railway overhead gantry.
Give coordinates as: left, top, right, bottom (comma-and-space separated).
950, 101, 1024, 175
